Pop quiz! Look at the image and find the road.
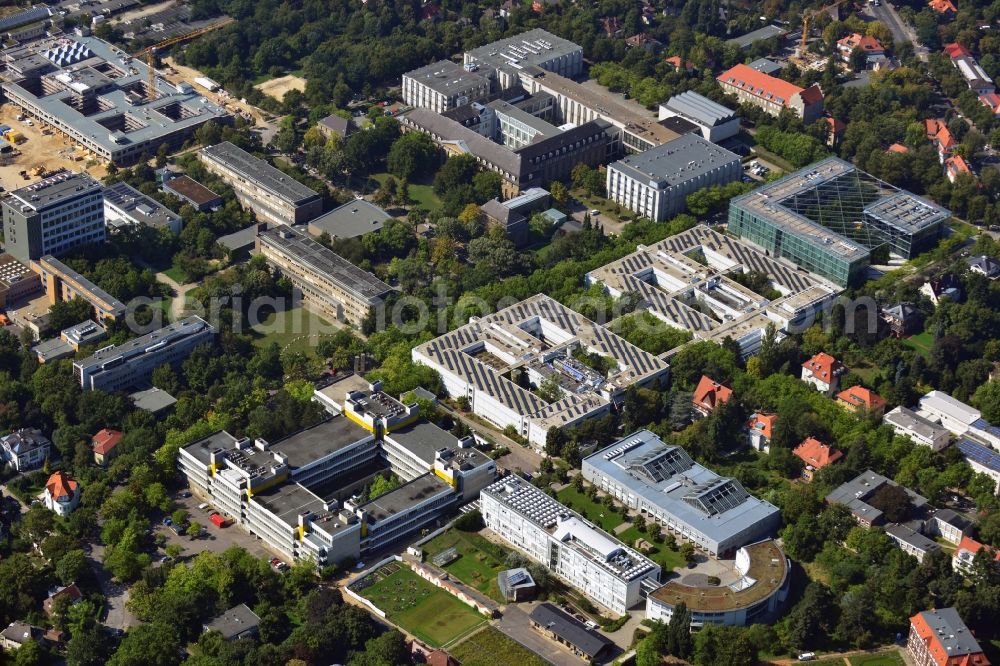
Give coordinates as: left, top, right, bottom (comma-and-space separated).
86, 541, 137, 630
496, 604, 596, 665
868, 1, 928, 62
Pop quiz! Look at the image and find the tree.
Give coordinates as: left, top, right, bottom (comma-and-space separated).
56, 549, 89, 586
48, 297, 93, 331
186, 521, 202, 538
680, 541, 696, 564
367, 473, 400, 500
386, 132, 438, 180
549, 180, 568, 206
536, 372, 563, 403
107, 623, 181, 666
693, 625, 756, 666
12, 640, 47, 666
867, 484, 912, 523
433, 154, 479, 196
786, 582, 836, 649
666, 602, 694, 658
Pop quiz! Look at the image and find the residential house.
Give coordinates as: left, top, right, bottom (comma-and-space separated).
716, 65, 824, 124
625, 33, 661, 52
907, 608, 988, 666
836, 385, 887, 415
928, 0, 958, 20
968, 255, 1000, 279
0, 622, 43, 651
836, 33, 886, 65
825, 117, 846, 147
1, 428, 51, 472
317, 114, 357, 140
92, 428, 123, 467
745, 412, 777, 453
601, 16, 622, 38
920, 274, 962, 305
202, 604, 261, 642
801, 352, 845, 396
925, 119, 956, 162
43, 585, 82, 616
953, 535, 1000, 574
945, 154, 974, 183
980, 91, 1000, 116
665, 56, 696, 73
528, 603, 614, 661
692, 375, 733, 417
793, 437, 843, 482
944, 42, 973, 59
881, 302, 922, 338
887, 143, 910, 154
43, 471, 80, 517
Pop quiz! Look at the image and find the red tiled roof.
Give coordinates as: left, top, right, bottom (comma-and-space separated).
45, 471, 78, 502
793, 437, 843, 469
746, 413, 777, 440
929, 0, 958, 14
92, 428, 123, 455
946, 155, 973, 177
954, 535, 1000, 562
802, 352, 843, 381
944, 43, 973, 59
826, 116, 846, 135
716, 64, 809, 107
980, 92, 1000, 113
666, 55, 696, 71
798, 83, 824, 105
693, 375, 732, 413
888, 143, 910, 154
837, 385, 887, 411
43, 585, 82, 616
838, 33, 885, 53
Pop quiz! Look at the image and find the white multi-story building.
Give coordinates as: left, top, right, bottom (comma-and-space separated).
412, 295, 670, 449
402, 60, 491, 114
103, 182, 182, 234
481, 476, 660, 613
178, 380, 496, 567
917, 390, 1000, 449
883, 406, 951, 451
646, 540, 790, 627
606, 134, 741, 222
582, 431, 781, 557
1, 171, 104, 264
73, 316, 215, 392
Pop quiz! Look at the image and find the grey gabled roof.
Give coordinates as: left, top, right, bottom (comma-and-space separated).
529, 604, 612, 658
662, 91, 736, 127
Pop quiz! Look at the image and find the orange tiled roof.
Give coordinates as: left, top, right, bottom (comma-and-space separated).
793, 437, 843, 469
92, 428, 123, 455
746, 413, 777, 440
954, 535, 1000, 562
888, 143, 910, 154
802, 352, 843, 381
826, 116, 846, 134
666, 55, 696, 71
45, 471, 78, 502
946, 154, 973, 177
929, 0, 958, 14
838, 33, 885, 53
837, 385, 887, 411
910, 611, 990, 666
717, 64, 810, 107
944, 42, 973, 59
980, 92, 1000, 113
693, 375, 732, 413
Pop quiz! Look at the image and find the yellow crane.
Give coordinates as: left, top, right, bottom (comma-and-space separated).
134, 18, 234, 102
800, 0, 849, 55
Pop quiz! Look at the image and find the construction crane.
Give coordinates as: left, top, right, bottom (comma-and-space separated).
800, 0, 849, 56
134, 18, 233, 102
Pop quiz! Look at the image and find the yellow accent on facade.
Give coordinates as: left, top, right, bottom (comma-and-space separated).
384, 412, 420, 433
361, 521, 368, 537
344, 408, 375, 432
434, 467, 458, 489
209, 463, 217, 477
297, 524, 305, 541
246, 471, 289, 498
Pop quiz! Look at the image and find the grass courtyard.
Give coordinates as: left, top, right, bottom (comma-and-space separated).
449, 628, 550, 666
421, 530, 510, 603
904, 331, 934, 360
250, 304, 342, 355
848, 653, 906, 666
371, 172, 442, 213
616, 524, 685, 572
356, 563, 486, 647
555, 485, 627, 533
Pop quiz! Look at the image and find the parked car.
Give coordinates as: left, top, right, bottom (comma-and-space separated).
798, 654, 816, 662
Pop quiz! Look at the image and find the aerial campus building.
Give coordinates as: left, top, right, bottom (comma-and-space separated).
256, 225, 393, 328
480, 475, 660, 613
411, 294, 670, 449
103, 181, 182, 234
0, 35, 229, 165
178, 379, 496, 567
199, 142, 323, 226
1, 171, 105, 264
402, 60, 492, 114
658, 91, 740, 144
73, 316, 215, 391
728, 158, 950, 286
33, 255, 127, 322
462, 28, 584, 90
585, 224, 841, 357
605, 133, 741, 221
645, 539, 790, 627
582, 430, 781, 557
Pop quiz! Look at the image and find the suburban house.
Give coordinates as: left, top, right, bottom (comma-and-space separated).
836, 386, 887, 415
953, 535, 1000, 574
43, 585, 82, 616
793, 437, 843, 482
692, 375, 732, 417
836, 33, 885, 65
92, 428, 123, 467
945, 154, 974, 183
0, 428, 51, 472
801, 352, 845, 396
921, 274, 962, 305
43, 471, 80, 517
881, 302, 922, 338
745, 412, 777, 453
968, 255, 1000, 279
925, 119, 956, 162
928, 0, 957, 19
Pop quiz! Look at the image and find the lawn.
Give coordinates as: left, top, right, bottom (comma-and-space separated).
421, 529, 510, 602
556, 485, 627, 533
903, 331, 934, 360
617, 525, 685, 572
161, 264, 190, 284
849, 653, 906, 666
358, 564, 486, 647
751, 146, 795, 173
250, 304, 341, 355
449, 628, 550, 666
371, 172, 442, 213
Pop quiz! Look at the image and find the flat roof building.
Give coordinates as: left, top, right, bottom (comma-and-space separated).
726, 25, 787, 49
884, 406, 951, 451
402, 59, 492, 114
162, 174, 222, 211
199, 142, 323, 226
728, 157, 949, 286
0, 34, 230, 165
103, 181, 182, 234
825, 469, 929, 527
202, 604, 260, 642
2, 171, 105, 264
658, 91, 739, 143
73, 315, 215, 391
129, 386, 176, 414
256, 225, 393, 327
463, 28, 584, 90
412, 294, 669, 449
307, 200, 391, 240
0, 253, 41, 308
583, 430, 781, 557
606, 133, 741, 221
482, 476, 660, 613
33, 255, 127, 321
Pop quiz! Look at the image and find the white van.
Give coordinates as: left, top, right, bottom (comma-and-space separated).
197, 502, 210, 511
